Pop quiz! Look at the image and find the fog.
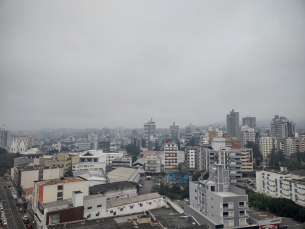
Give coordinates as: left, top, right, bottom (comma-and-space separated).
1, 0, 305, 130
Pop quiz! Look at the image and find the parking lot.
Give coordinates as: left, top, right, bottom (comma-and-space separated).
138, 177, 154, 195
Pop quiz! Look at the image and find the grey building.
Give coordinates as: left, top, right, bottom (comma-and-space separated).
0, 128, 10, 148
242, 117, 256, 131
169, 122, 179, 144
271, 115, 296, 138
144, 118, 156, 148
185, 164, 249, 229
185, 123, 195, 146
98, 140, 110, 152
226, 109, 239, 138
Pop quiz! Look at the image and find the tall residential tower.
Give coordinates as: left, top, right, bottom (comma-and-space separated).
226, 109, 239, 138
144, 119, 156, 147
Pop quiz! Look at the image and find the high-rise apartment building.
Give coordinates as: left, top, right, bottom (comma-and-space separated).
226, 109, 239, 138
186, 165, 249, 228
10, 132, 28, 154
270, 115, 296, 138
0, 128, 10, 148
164, 141, 178, 171
259, 137, 274, 162
239, 125, 255, 148
242, 116, 256, 131
169, 122, 179, 144
144, 119, 156, 147
185, 146, 200, 172
132, 129, 137, 138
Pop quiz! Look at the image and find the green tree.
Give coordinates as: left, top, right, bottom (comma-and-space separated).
125, 144, 141, 156
0, 147, 7, 154
192, 170, 208, 181
246, 142, 263, 165
132, 155, 137, 163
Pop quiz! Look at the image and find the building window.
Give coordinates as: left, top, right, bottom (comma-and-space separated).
110, 210, 113, 213
88, 206, 92, 209
120, 208, 123, 211
140, 203, 143, 207
57, 192, 63, 197
58, 185, 63, 190
97, 205, 102, 208
130, 206, 133, 209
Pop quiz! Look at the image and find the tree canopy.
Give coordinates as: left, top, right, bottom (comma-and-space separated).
125, 144, 141, 156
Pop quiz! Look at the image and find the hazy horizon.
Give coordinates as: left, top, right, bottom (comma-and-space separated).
1, 0, 305, 131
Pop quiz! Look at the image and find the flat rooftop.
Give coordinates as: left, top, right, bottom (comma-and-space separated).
35, 177, 86, 186
89, 181, 136, 195
47, 215, 162, 229
42, 199, 71, 208
106, 193, 161, 208
215, 191, 239, 197
107, 167, 138, 183
150, 208, 209, 229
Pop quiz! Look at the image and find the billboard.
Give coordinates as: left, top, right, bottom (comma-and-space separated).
259, 224, 279, 229
38, 201, 44, 215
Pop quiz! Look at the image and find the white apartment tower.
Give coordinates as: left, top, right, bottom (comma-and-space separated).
271, 115, 296, 138
239, 125, 255, 148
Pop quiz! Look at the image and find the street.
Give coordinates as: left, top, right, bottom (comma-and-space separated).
138, 177, 154, 195
0, 178, 26, 229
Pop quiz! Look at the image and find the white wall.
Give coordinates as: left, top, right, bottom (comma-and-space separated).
105, 197, 165, 218
21, 170, 39, 189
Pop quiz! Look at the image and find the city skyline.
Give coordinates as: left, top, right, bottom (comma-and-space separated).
1, 0, 305, 130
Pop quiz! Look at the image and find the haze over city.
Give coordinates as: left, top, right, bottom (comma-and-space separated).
1, 0, 305, 131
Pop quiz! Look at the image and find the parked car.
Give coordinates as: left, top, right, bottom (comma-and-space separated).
23, 218, 29, 224
19, 208, 23, 212
163, 205, 170, 209
16, 202, 20, 206
2, 220, 7, 226
22, 215, 28, 220
184, 198, 189, 202
26, 224, 33, 229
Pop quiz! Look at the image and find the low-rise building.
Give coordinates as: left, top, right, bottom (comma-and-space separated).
73, 170, 107, 187
43, 152, 79, 175
33, 177, 89, 216
107, 167, 140, 183
112, 156, 132, 169
89, 182, 137, 200
12, 165, 63, 189
256, 167, 305, 206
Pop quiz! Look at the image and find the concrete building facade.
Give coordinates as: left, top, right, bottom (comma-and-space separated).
164, 142, 178, 171
186, 165, 249, 228
242, 117, 256, 131
169, 122, 179, 144
256, 168, 305, 206
10, 131, 29, 154
271, 115, 296, 138
226, 109, 239, 138
144, 118, 156, 148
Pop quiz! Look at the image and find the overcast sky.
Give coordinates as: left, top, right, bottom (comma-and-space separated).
0, 0, 305, 131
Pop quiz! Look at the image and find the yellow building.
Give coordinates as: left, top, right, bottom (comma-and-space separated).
240, 148, 253, 173
43, 153, 79, 175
